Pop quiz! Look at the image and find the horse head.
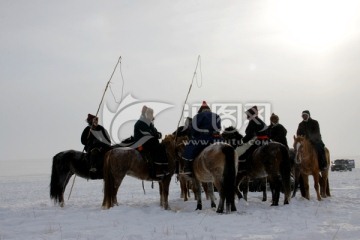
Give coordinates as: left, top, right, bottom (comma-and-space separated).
293, 135, 307, 164
222, 126, 243, 149
162, 134, 188, 160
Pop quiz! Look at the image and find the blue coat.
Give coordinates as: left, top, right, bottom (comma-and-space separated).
182, 111, 221, 160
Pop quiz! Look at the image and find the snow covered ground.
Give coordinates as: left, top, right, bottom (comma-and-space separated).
1, 166, 360, 240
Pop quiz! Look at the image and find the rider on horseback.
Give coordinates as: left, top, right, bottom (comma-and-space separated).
296, 110, 327, 170
81, 114, 111, 172
238, 106, 268, 164
267, 113, 289, 148
181, 101, 222, 176
133, 106, 169, 178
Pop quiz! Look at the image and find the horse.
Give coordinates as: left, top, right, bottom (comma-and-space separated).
50, 150, 103, 207
175, 137, 211, 202
101, 134, 182, 210
292, 136, 331, 200
179, 141, 238, 213
222, 126, 292, 206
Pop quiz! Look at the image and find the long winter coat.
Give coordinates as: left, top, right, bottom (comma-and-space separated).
268, 123, 288, 148
182, 111, 221, 160
133, 116, 161, 148
296, 118, 322, 143
81, 125, 111, 153
242, 117, 267, 143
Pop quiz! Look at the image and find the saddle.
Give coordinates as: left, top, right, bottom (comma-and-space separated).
120, 136, 169, 179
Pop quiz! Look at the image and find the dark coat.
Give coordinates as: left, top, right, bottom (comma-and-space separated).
191, 111, 221, 137
133, 116, 161, 148
242, 117, 267, 143
81, 125, 111, 153
183, 111, 221, 160
268, 123, 288, 148
296, 118, 322, 143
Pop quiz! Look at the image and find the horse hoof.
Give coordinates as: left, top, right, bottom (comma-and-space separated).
211, 203, 216, 208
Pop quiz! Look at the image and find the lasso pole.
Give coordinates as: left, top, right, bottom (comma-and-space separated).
68, 55, 122, 201
175, 55, 201, 141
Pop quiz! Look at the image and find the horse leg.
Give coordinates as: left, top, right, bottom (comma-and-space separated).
301, 175, 310, 200
239, 177, 249, 201
160, 176, 171, 210
291, 168, 300, 198
193, 179, 202, 210
60, 173, 73, 207
202, 182, 210, 200
269, 178, 280, 206
313, 173, 322, 201
235, 172, 246, 200
261, 177, 267, 202
179, 175, 187, 201
206, 182, 217, 208
214, 181, 225, 213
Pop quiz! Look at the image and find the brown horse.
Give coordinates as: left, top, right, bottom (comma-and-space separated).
102, 134, 182, 210
293, 136, 331, 200
222, 127, 292, 206
179, 142, 238, 213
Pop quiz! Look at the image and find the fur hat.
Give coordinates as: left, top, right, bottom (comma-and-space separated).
141, 105, 148, 116
270, 113, 279, 124
198, 101, 210, 113
145, 107, 154, 121
86, 114, 97, 124
245, 106, 258, 117
302, 110, 310, 117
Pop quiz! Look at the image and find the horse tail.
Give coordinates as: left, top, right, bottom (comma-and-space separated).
102, 151, 114, 209
221, 144, 236, 210
50, 152, 62, 204
279, 145, 292, 200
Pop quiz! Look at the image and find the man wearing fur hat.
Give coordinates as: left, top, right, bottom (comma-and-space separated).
81, 114, 111, 172
296, 110, 327, 170
268, 113, 288, 148
181, 101, 222, 175
133, 106, 168, 178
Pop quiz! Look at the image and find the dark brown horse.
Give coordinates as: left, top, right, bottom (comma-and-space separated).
179, 141, 238, 213
292, 136, 331, 200
222, 127, 292, 206
101, 134, 182, 210
50, 150, 103, 207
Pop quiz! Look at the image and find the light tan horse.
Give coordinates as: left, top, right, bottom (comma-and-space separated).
293, 136, 331, 200
180, 142, 238, 213
102, 134, 182, 210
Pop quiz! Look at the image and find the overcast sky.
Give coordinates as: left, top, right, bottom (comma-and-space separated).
1, 0, 360, 166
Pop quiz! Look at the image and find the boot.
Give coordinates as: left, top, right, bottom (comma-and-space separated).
89, 148, 100, 172
181, 159, 193, 176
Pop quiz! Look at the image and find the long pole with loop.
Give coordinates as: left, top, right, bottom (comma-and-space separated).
175, 55, 202, 142
68, 56, 122, 201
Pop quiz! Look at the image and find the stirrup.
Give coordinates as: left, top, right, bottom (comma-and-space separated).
89, 167, 97, 172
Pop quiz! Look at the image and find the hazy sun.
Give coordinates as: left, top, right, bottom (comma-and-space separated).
269, 0, 360, 52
